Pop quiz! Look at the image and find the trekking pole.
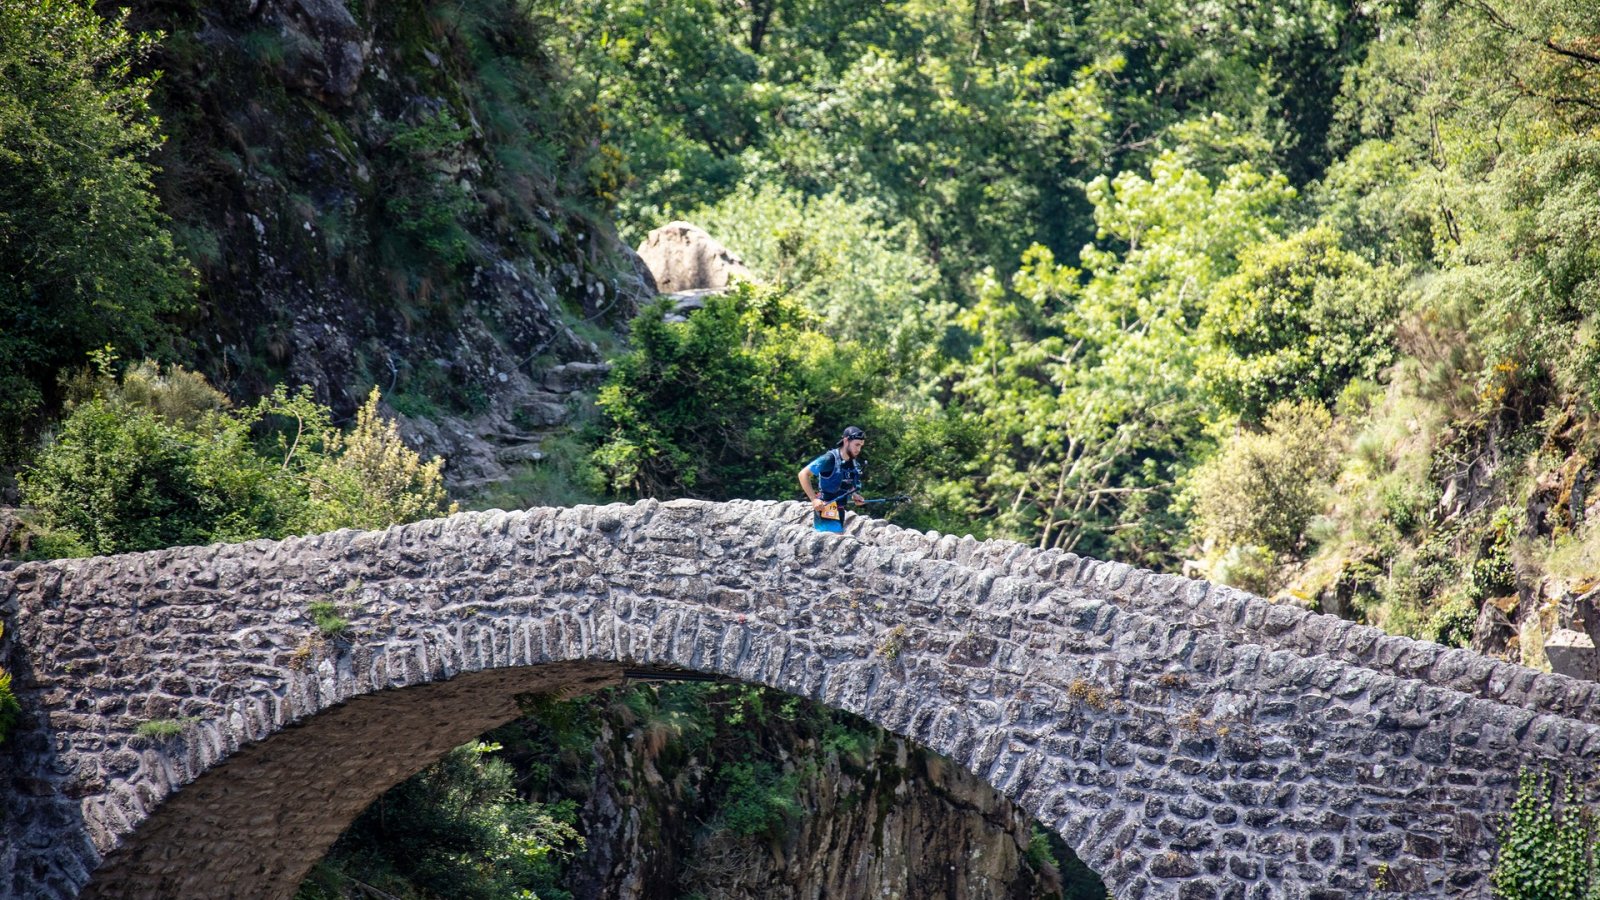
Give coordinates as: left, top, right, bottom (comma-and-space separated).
859, 495, 911, 505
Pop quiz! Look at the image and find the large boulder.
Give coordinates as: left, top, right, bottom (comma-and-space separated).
1545, 628, 1600, 681
269, 0, 368, 103
636, 221, 751, 294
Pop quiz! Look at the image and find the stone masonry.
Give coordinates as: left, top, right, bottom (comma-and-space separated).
3, 499, 1599, 900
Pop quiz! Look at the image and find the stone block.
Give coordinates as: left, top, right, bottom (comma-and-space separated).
1545, 628, 1600, 681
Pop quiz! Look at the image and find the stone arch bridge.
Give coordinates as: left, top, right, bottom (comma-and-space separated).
2, 499, 1597, 900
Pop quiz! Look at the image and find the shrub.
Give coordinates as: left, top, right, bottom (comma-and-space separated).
379, 110, 483, 271
20, 397, 222, 554
592, 281, 880, 500
715, 759, 803, 838
1198, 226, 1402, 422
591, 280, 973, 523
0, 623, 20, 745
1423, 594, 1478, 649
1025, 822, 1060, 871
299, 387, 457, 533
19, 361, 314, 555
20, 365, 455, 557
1208, 544, 1282, 596
687, 184, 945, 367
1188, 400, 1342, 555
304, 741, 583, 900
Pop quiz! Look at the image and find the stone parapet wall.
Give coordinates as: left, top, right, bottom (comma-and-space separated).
826, 503, 1600, 728
0, 499, 1594, 900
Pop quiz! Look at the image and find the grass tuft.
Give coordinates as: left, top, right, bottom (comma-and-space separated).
308, 601, 349, 636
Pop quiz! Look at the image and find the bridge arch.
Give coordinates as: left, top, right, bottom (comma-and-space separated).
3, 499, 1598, 899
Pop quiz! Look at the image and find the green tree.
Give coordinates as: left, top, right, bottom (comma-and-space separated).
950, 152, 1295, 563
541, 0, 1374, 301
1198, 225, 1404, 421
591, 280, 979, 531
0, 0, 192, 454
592, 281, 879, 500
687, 184, 944, 370
298, 741, 582, 900
1187, 399, 1342, 557
1331, 0, 1600, 404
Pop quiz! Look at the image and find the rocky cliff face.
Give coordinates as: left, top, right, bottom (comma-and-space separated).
503, 686, 1091, 900
127, 0, 654, 492
574, 730, 1060, 900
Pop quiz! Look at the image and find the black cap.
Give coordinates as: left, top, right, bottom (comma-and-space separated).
840, 425, 866, 442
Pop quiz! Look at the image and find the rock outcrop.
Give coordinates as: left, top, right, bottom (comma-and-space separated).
636, 222, 752, 294
138, 0, 654, 493
543, 697, 1081, 900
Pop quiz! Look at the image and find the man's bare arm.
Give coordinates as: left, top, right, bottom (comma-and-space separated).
798, 468, 825, 511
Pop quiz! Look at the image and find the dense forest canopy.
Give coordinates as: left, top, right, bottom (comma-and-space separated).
5, 0, 1600, 895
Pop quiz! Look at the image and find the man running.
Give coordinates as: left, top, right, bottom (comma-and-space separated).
798, 426, 866, 533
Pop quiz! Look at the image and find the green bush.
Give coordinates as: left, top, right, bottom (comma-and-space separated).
21, 397, 244, 555
297, 387, 458, 533
1468, 506, 1520, 603
0, 625, 20, 745
714, 761, 802, 839
596, 282, 881, 498
19, 363, 455, 557
1025, 821, 1060, 871
687, 184, 945, 368
380, 111, 484, 271
1208, 544, 1283, 596
1422, 594, 1478, 649
1188, 400, 1342, 556
591, 281, 980, 530
297, 741, 582, 900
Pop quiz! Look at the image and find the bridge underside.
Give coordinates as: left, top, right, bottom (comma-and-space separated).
78, 663, 621, 900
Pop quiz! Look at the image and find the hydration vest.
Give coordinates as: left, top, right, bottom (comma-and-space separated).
815, 448, 863, 501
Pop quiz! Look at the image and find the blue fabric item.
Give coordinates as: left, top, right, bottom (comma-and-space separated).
807, 448, 862, 532
807, 449, 862, 501
812, 515, 844, 533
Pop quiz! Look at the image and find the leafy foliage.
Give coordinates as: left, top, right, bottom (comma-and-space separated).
716, 760, 804, 838
592, 280, 979, 531
300, 387, 457, 533
298, 741, 582, 900
136, 718, 191, 739
379, 110, 485, 270
1490, 769, 1596, 900
0, 0, 193, 455
593, 282, 855, 500
947, 153, 1294, 563
0, 621, 19, 746
1189, 400, 1342, 557
540, 0, 1372, 300
1199, 226, 1403, 421
19, 362, 455, 557
307, 602, 349, 637
687, 184, 944, 368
